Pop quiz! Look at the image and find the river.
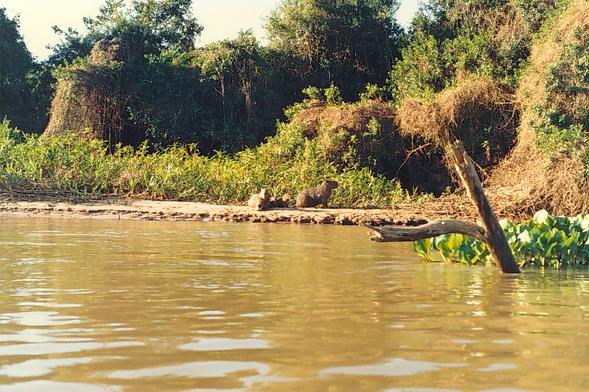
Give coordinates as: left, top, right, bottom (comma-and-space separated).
0, 216, 588, 391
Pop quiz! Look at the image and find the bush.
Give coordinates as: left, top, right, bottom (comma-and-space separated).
0, 120, 405, 208
531, 26, 589, 175
390, 0, 563, 102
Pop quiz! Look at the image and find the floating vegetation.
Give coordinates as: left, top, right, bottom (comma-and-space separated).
413, 210, 589, 268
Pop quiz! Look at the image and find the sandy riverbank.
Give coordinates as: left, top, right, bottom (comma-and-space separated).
0, 196, 477, 226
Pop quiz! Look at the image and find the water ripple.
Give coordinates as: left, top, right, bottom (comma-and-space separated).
321, 358, 466, 377
179, 338, 270, 351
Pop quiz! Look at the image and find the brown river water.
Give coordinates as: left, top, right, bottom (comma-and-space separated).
0, 216, 589, 391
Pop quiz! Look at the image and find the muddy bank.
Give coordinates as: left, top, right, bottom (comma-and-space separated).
0, 196, 476, 226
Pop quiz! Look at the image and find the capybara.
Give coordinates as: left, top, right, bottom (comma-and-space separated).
296, 180, 339, 208
248, 189, 270, 210
269, 194, 290, 209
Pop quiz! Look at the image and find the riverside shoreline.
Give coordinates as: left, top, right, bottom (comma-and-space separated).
0, 196, 476, 226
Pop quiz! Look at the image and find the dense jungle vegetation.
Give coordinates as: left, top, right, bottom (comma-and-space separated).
1, 0, 588, 210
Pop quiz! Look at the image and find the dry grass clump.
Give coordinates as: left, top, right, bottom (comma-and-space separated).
89, 38, 131, 64
44, 80, 126, 144
449, 1, 529, 56
490, 152, 589, 218
291, 99, 459, 193
292, 99, 403, 173
487, 0, 589, 217
295, 99, 396, 139
44, 39, 129, 147
291, 82, 518, 194
397, 78, 518, 168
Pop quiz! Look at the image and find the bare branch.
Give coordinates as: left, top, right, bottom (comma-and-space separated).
366, 220, 488, 243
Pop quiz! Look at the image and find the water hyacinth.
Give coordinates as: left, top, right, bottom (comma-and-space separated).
413, 210, 589, 268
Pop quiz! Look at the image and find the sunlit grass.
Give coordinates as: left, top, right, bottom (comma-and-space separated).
0, 120, 407, 208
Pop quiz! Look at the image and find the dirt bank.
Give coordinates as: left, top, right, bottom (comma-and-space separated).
0, 196, 476, 226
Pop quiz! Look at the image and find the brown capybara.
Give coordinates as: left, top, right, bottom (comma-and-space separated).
269, 194, 290, 209
296, 180, 339, 208
247, 189, 270, 210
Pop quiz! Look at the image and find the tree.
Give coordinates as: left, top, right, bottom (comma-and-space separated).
44, 0, 202, 67
196, 32, 267, 140
0, 8, 36, 130
81, 0, 202, 54
389, 0, 562, 101
29, 0, 203, 133
267, 0, 405, 99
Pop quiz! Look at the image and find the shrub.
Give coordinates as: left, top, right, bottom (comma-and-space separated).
0, 119, 405, 208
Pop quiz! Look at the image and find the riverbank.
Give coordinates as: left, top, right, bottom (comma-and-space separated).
0, 195, 476, 226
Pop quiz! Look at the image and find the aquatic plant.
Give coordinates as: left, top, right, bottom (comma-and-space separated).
413, 210, 589, 268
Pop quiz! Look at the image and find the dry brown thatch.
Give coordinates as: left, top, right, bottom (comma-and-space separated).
295, 99, 397, 158
296, 99, 395, 136
292, 99, 455, 193
397, 78, 518, 168
487, 0, 589, 217
44, 38, 130, 146
89, 38, 131, 65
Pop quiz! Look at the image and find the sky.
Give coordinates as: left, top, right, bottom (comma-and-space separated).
0, 0, 420, 60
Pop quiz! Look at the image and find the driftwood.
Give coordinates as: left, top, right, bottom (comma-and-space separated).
368, 139, 520, 274
368, 219, 487, 243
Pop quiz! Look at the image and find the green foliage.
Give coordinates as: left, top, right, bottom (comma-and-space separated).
389, 32, 446, 102
302, 86, 323, 101
532, 28, 589, 175
0, 8, 37, 131
284, 84, 346, 118
267, 0, 405, 99
545, 30, 589, 100
0, 120, 404, 207
359, 84, 386, 102
191, 31, 288, 149
324, 84, 343, 106
45, 30, 295, 153
4, 0, 571, 191
413, 210, 589, 268
34, 0, 407, 148
412, 233, 490, 265
82, 0, 202, 54
392, 0, 563, 101
300, 84, 343, 106
389, 31, 498, 102
514, 0, 568, 32
533, 107, 586, 154
26, 0, 204, 134
443, 32, 494, 78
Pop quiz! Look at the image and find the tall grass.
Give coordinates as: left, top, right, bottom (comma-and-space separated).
0, 120, 406, 207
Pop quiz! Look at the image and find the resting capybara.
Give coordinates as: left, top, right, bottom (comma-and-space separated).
296, 180, 339, 208
248, 189, 270, 210
269, 194, 290, 209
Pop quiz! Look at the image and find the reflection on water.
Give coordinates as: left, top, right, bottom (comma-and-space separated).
179, 338, 270, 351
321, 358, 466, 377
1, 216, 589, 391
0, 357, 96, 378
0, 380, 121, 392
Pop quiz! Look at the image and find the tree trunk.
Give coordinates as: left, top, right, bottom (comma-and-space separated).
448, 140, 520, 273
368, 140, 520, 274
